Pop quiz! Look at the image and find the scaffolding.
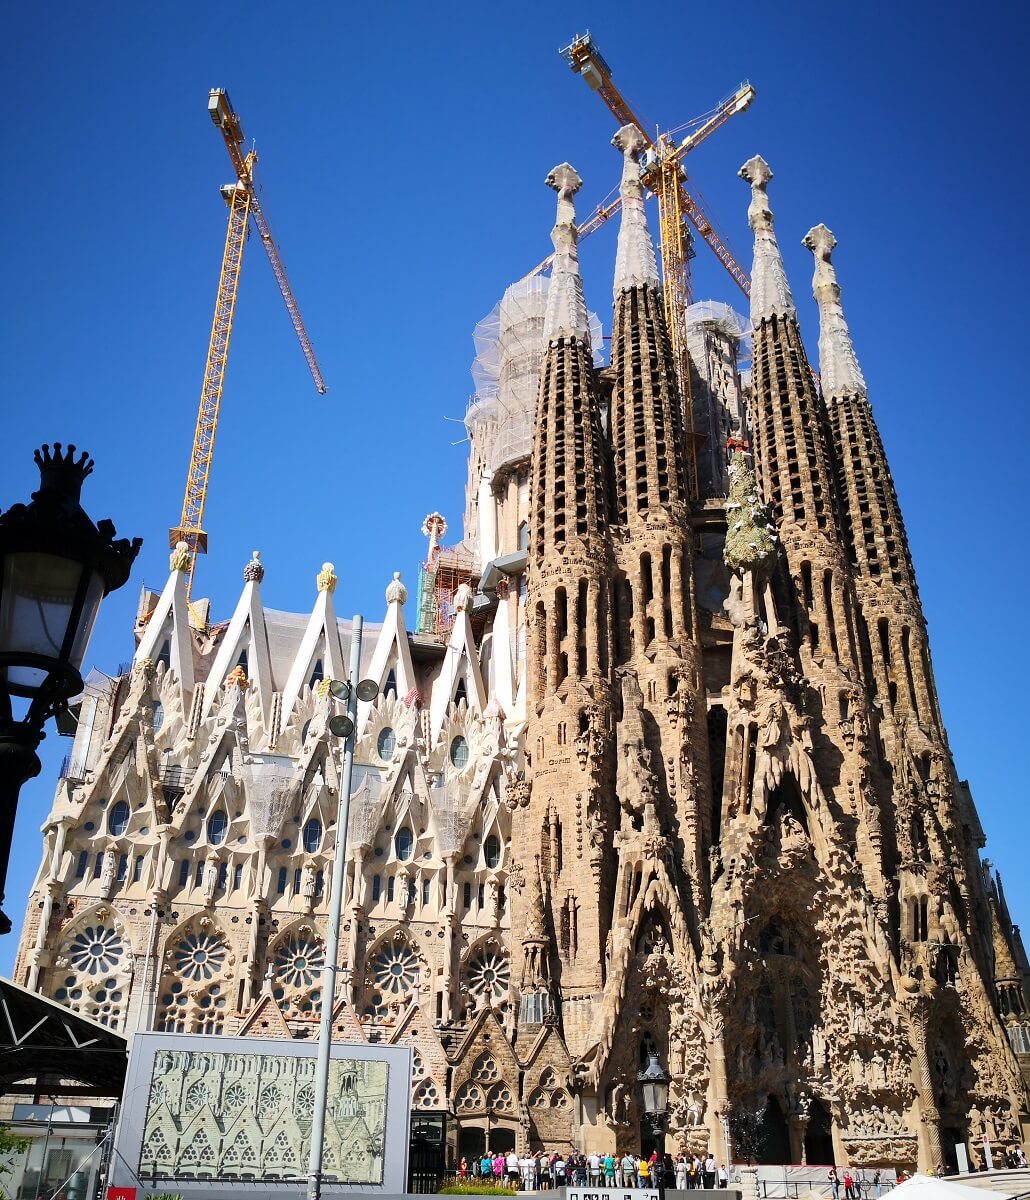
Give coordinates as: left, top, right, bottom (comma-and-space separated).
415, 542, 479, 639
684, 300, 751, 498
466, 276, 604, 478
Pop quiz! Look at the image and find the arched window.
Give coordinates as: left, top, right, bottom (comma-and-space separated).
483, 835, 500, 869
450, 736, 469, 769
151, 700, 164, 734
207, 810, 228, 846
108, 801, 130, 837
395, 827, 413, 861
377, 727, 396, 760
303, 818, 322, 853
371, 875, 381, 902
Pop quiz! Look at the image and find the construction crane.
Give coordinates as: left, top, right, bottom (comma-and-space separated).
170, 88, 326, 598
556, 33, 754, 497
522, 72, 753, 286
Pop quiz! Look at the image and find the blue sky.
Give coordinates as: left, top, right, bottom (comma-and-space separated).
2, 0, 1027, 974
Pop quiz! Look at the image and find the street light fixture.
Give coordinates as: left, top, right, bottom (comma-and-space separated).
0, 444, 141, 934
638, 1047, 671, 1198
306, 617, 378, 1200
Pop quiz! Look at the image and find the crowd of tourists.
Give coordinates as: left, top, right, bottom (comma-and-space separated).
456, 1149, 730, 1189
455, 1144, 1029, 1192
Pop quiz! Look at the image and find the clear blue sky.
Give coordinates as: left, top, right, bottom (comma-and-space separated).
2, 1, 1027, 974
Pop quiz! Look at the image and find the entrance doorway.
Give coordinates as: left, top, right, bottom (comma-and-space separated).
758, 1095, 791, 1164
804, 1100, 835, 1165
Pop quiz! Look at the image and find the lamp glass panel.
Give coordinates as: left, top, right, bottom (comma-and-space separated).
654, 1075, 669, 1114
0, 553, 102, 693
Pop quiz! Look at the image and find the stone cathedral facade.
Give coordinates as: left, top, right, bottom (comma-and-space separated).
13, 127, 1030, 1171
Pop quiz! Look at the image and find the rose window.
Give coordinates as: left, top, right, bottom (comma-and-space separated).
297, 1084, 315, 1117
172, 930, 227, 981
465, 947, 510, 1008
224, 1083, 247, 1111
184, 1081, 210, 1112
258, 1085, 283, 1118
372, 941, 419, 995
273, 935, 324, 989
69, 926, 124, 976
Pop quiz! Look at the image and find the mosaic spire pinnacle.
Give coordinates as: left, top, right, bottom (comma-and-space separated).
542, 163, 591, 344
612, 124, 659, 297
739, 155, 795, 326
802, 223, 867, 402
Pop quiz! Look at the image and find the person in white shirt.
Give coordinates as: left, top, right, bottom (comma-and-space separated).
521, 1154, 537, 1191
507, 1151, 520, 1188
588, 1153, 602, 1186
718, 1164, 729, 1189
705, 1155, 717, 1188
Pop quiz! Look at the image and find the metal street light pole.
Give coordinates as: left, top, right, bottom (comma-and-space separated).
306, 615, 363, 1200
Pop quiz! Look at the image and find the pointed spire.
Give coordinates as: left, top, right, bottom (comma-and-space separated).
612, 124, 659, 297
542, 163, 591, 344
739, 155, 795, 326
802, 224, 867, 402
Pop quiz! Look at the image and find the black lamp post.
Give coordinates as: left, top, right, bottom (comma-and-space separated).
0, 444, 141, 933
639, 1048, 671, 1197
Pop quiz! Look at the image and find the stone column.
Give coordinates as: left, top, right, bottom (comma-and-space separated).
904, 993, 944, 1170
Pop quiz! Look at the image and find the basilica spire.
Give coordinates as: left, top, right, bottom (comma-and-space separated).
612, 124, 659, 296
542, 163, 591, 344
739, 155, 795, 326
802, 223, 867, 402
609, 124, 688, 526
738, 156, 858, 678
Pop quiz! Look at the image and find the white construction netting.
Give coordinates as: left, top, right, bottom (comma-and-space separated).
684, 300, 752, 367
240, 754, 298, 841
467, 276, 604, 474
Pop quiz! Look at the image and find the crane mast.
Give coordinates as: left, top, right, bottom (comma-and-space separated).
560, 32, 754, 497
170, 89, 326, 600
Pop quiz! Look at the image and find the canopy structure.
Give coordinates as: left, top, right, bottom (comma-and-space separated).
892, 1175, 1014, 1200
0, 976, 127, 1098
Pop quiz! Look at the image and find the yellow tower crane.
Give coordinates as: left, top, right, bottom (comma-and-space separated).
170, 88, 326, 599
551, 34, 754, 497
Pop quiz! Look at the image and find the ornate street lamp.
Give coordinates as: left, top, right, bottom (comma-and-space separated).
638, 1048, 671, 1197
0, 444, 141, 933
